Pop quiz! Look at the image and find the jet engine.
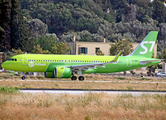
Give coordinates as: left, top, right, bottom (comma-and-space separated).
44, 67, 72, 78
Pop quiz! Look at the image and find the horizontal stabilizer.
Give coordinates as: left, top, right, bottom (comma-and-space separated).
139, 59, 162, 65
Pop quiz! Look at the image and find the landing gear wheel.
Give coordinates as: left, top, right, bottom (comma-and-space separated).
78, 76, 84, 81
71, 76, 77, 81
22, 76, 25, 80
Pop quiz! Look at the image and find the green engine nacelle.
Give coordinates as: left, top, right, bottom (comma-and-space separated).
55, 67, 72, 78
44, 67, 72, 78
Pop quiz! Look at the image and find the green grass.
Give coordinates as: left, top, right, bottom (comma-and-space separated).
0, 85, 20, 93
141, 77, 150, 81
117, 77, 126, 80
127, 86, 133, 90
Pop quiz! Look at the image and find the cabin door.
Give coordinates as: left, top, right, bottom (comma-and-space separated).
23, 56, 28, 65
127, 58, 132, 67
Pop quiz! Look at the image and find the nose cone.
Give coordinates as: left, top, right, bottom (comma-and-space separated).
1, 62, 6, 69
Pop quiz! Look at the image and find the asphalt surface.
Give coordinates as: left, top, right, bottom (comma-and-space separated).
20, 88, 166, 96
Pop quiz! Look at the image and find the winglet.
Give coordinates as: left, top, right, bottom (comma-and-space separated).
112, 52, 121, 62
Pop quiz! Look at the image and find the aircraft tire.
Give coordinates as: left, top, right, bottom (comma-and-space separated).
22, 76, 25, 80
78, 76, 84, 81
71, 76, 77, 81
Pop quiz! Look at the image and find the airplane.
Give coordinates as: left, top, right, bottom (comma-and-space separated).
1, 31, 162, 81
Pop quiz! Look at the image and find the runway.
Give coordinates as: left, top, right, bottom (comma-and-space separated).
20, 89, 166, 96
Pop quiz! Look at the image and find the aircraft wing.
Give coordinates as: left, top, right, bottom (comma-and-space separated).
69, 52, 121, 71
139, 59, 162, 65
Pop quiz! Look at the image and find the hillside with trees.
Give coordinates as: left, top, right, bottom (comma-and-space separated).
0, 0, 166, 59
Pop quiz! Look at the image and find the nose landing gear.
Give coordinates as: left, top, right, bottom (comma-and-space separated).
21, 72, 26, 80
22, 76, 25, 80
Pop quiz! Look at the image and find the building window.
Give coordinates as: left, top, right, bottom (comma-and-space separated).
79, 47, 88, 54
95, 47, 100, 54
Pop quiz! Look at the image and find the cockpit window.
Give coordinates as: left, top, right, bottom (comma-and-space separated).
8, 58, 17, 61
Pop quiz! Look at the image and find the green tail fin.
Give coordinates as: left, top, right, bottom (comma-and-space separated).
128, 31, 158, 58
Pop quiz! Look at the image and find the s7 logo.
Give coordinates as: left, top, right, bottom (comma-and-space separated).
140, 41, 155, 54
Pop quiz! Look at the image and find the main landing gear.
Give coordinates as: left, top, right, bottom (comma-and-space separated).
78, 76, 84, 81
71, 76, 77, 81
71, 75, 84, 81
71, 71, 84, 81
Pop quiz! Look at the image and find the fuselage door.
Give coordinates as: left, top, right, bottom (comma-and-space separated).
127, 58, 132, 67
23, 56, 28, 65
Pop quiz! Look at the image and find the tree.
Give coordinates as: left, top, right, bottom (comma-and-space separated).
51, 42, 71, 54
152, 0, 166, 23
109, 39, 133, 56
147, 64, 158, 76
28, 19, 48, 38
96, 49, 104, 56
0, 1, 12, 51
11, 0, 31, 52
32, 45, 50, 54
163, 48, 166, 62
0, 0, 33, 52
12, 48, 25, 55
33, 36, 58, 52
